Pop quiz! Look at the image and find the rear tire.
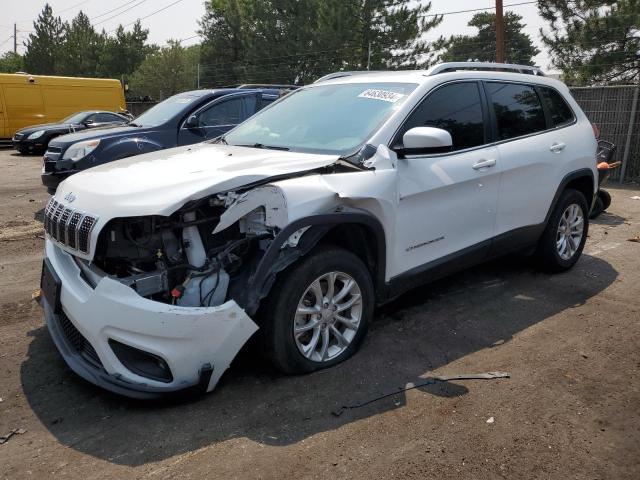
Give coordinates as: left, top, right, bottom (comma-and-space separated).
260, 246, 374, 374
536, 188, 589, 272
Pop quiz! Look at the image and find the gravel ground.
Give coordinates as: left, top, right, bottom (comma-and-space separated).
0, 148, 639, 480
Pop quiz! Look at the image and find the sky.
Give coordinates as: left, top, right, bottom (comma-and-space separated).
0, 0, 553, 69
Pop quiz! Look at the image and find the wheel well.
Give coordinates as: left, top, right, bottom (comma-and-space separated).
565, 175, 594, 204
318, 223, 381, 290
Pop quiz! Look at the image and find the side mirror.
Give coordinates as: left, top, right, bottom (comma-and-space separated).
398, 127, 452, 156
185, 114, 199, 129
84, 120, 95, 126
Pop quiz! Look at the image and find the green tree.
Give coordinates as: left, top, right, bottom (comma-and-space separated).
0, 52, 24, 73
538, 0, 640, 85
98, 21, 156, 79
436, 12, 540, 65
59, 11, 104, 77
23, 3, 66, 74
129, 41, 199, 100
198, 0, 442, 86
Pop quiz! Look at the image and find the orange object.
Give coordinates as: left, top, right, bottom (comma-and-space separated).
597, 162, 610, 170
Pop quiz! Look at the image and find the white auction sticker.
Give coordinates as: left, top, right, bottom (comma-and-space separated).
358, 89, 405, 103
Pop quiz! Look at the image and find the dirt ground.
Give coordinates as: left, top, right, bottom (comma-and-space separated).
0, 148, 639, 480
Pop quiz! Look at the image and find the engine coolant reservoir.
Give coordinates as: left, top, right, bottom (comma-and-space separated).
177, 270, 230, 307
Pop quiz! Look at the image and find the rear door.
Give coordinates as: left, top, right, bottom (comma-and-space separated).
178, 93, 258, 145
485, 81, 570, 236
393, 81, 501, 276
0, 86, 6, 138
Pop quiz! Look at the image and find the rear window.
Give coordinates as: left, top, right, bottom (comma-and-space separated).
486, 82, 546, 140
540, 87, 575, 127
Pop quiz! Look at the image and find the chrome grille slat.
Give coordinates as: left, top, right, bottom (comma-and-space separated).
43, 200, 97, 255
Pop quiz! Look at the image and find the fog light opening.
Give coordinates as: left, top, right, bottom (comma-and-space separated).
108, 339, 173, 383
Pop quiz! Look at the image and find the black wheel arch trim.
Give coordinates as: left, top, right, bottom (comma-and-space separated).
544, 168, 596, 224
238, 207, 387, 316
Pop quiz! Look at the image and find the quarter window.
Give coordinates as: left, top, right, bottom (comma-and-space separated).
540, 87, 574, 127
399, 82, 485, 151
486, 82, 546, 140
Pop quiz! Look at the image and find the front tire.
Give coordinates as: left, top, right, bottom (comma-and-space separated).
261, 246, 374, 374
536, 188, 589, 272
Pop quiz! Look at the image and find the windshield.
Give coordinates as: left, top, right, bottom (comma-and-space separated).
224, 82, 417, 155
61, 112, 90, 124
134, 94, 202, 127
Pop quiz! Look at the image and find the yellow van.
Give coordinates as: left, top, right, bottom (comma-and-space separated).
0, 73, 125, 140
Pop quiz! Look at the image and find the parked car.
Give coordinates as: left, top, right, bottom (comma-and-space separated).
12, 111, 129, 154
41, 87, 287, 193
40, 63, 597, 398
0, 73, 125, 142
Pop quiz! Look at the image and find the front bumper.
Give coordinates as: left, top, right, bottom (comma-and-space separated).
41, 239, 259, 399
41, 169, 75, 193
13, 137, 46, 152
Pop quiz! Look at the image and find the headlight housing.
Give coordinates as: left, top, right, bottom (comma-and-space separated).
62, 139, 100, 161
27, 130, 45, 140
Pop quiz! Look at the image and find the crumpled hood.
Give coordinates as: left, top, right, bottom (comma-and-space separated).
55, 142, 339, 218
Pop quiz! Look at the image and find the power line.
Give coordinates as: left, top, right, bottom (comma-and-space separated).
110, 0, 186, 32
91, 0, 140, 20
56, 0, 93, 15
94, 0, 148, 26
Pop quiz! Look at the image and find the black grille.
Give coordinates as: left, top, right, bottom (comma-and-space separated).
58, 314, 103, 369
46, 146, 62, 153
43, 161, 57, 173
13, 133, 24, 140
44, 198, 97, 254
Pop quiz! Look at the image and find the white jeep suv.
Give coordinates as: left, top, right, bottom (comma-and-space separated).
40, 63, 597, 398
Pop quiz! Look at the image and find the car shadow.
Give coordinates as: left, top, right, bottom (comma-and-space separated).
20, 253, 617, 466
590, 210, 626, 226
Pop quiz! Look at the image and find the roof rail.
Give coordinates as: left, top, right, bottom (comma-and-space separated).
237, 84, 300, 90
428, 62, 545, 76
313, 71, 384, 83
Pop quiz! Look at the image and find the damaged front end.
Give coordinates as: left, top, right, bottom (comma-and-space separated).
89, 185, 289, 313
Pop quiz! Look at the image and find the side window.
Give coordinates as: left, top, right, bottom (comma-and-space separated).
486, 82, 546, 140
95, 113, 121, 122
83, 113, 96, 124
198, 97, 244, 127
539, 87, 574, 127
240, 95, 258, 119
399, 82, 485, 151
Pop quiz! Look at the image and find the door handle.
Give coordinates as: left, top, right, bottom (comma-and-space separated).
472, 158, 496, 170
550, 142, 566, 153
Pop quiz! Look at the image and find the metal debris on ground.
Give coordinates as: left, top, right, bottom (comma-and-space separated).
628, 236, 640, 243
332, 371, 510, 416
0, 428, 26, 445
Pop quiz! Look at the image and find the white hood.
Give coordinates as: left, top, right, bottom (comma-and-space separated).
56, 142, 339, 218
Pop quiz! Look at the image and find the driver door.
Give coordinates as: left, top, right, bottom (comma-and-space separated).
178, 93, 258, 145
392, 81, 501, 277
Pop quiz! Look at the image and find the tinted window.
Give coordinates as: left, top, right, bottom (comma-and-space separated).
400, 82, 485, 151
487, 82, 546, 140
61, 112, 90, 124
135, 93, 201, 127
95, 112, 124, 123
540, 87, 574, 127
199, 97, 244, 126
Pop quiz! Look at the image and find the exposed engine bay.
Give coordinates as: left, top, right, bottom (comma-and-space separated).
89, 189, 283, 309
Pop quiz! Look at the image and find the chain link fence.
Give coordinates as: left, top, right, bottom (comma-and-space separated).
569, 85, 640, 183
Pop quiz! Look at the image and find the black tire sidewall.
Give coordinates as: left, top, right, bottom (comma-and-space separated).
263, 246, 374, 374
538, 189, 589, 271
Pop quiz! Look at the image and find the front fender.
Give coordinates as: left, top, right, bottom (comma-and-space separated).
236, 207, 387, 316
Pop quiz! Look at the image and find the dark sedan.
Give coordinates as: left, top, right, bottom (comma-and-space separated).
41, 87, 288, 193
12, 111, 130, 155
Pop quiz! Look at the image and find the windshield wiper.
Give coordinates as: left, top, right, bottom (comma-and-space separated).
239, 143, 290, 151
128, 122, 142, 127
212, 135, 228, 145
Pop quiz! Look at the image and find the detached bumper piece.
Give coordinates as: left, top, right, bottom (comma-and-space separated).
41, 239, 258, 399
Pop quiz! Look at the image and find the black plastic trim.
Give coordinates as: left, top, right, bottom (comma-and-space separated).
239, 207, 387, 315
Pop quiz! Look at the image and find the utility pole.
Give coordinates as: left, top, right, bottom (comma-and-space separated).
13, 23, 17, 53
367, 42, 372, 71
197, 63, 200, 89
495, 0, 505, 63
